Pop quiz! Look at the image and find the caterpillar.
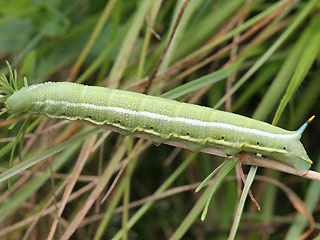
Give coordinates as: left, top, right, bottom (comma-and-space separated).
2, 81, 313, 173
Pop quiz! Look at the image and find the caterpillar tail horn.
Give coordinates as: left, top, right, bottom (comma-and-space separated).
297, 115, 315, 135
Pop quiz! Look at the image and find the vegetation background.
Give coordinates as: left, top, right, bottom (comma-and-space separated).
0, 0, 319, 239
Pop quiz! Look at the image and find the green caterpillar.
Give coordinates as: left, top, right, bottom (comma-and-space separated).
3, 81, 313, 173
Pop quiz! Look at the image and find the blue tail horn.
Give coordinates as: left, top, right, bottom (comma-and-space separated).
297, 115, 315, 135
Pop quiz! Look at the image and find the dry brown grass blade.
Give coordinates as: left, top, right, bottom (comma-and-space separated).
238, 153, 260, 211
254, 176, 315, 240
225, 0, 254, 111
53, 122, 83, 145
143, 0, 190, 92
0, 181, 97, 238
100, 139, 152, 204
161, 6, 288, 94
0, 118, 49, 204
47, 135, 97, 240
0, 121, 69, 143
127, 0, 294, 94
0, 114, 31, 128
67, 0, 117, 82
58, 135, 152, 240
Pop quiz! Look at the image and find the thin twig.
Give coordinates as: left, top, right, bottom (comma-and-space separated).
78, 119, 320, 181
143, 0, 190, 93
238, 153, 260, 211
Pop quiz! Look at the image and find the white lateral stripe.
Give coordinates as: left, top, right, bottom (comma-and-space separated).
35, 100, 297, 139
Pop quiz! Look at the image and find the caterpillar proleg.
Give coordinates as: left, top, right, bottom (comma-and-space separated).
3, 81, 313, 173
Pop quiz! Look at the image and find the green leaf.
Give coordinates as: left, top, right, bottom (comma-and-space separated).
0, 18, 33, 53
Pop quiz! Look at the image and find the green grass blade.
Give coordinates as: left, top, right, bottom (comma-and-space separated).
94, 181, 126, 240
0, 143, 80, 222
17, 114, 32, 161
159, 0, 205, 69
214, 0, 320, 110
160, 61, 240, 100
228, 165, 258, 240
173, 0, 244, 61
111, 153, 198, 240
285, 154, 320, 239
0, 108, 7, 116
195, 160, 228, 193
137, 1, 163, 81
108, 0, 156, 88
170, 160, 236, 240
273, 30, 320, 124
0, 128, 101, 183
253, 13, 320, 120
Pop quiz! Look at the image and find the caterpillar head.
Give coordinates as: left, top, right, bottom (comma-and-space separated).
6, 87, 32, 113
269, 116, 314, 173
287, 143, 312, 173
293, 116, 314, 172
281, 116, 314, 173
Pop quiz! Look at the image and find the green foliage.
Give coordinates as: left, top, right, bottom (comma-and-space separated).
0, 0, 319, 239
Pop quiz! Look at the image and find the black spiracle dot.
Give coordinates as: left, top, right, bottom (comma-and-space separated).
118, 120, 121, 124
150, 126, 154, 130
283, 147, 286, 150
186, 132, 190, 136
257, 142, 260, 145
221, 136, 225, 140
